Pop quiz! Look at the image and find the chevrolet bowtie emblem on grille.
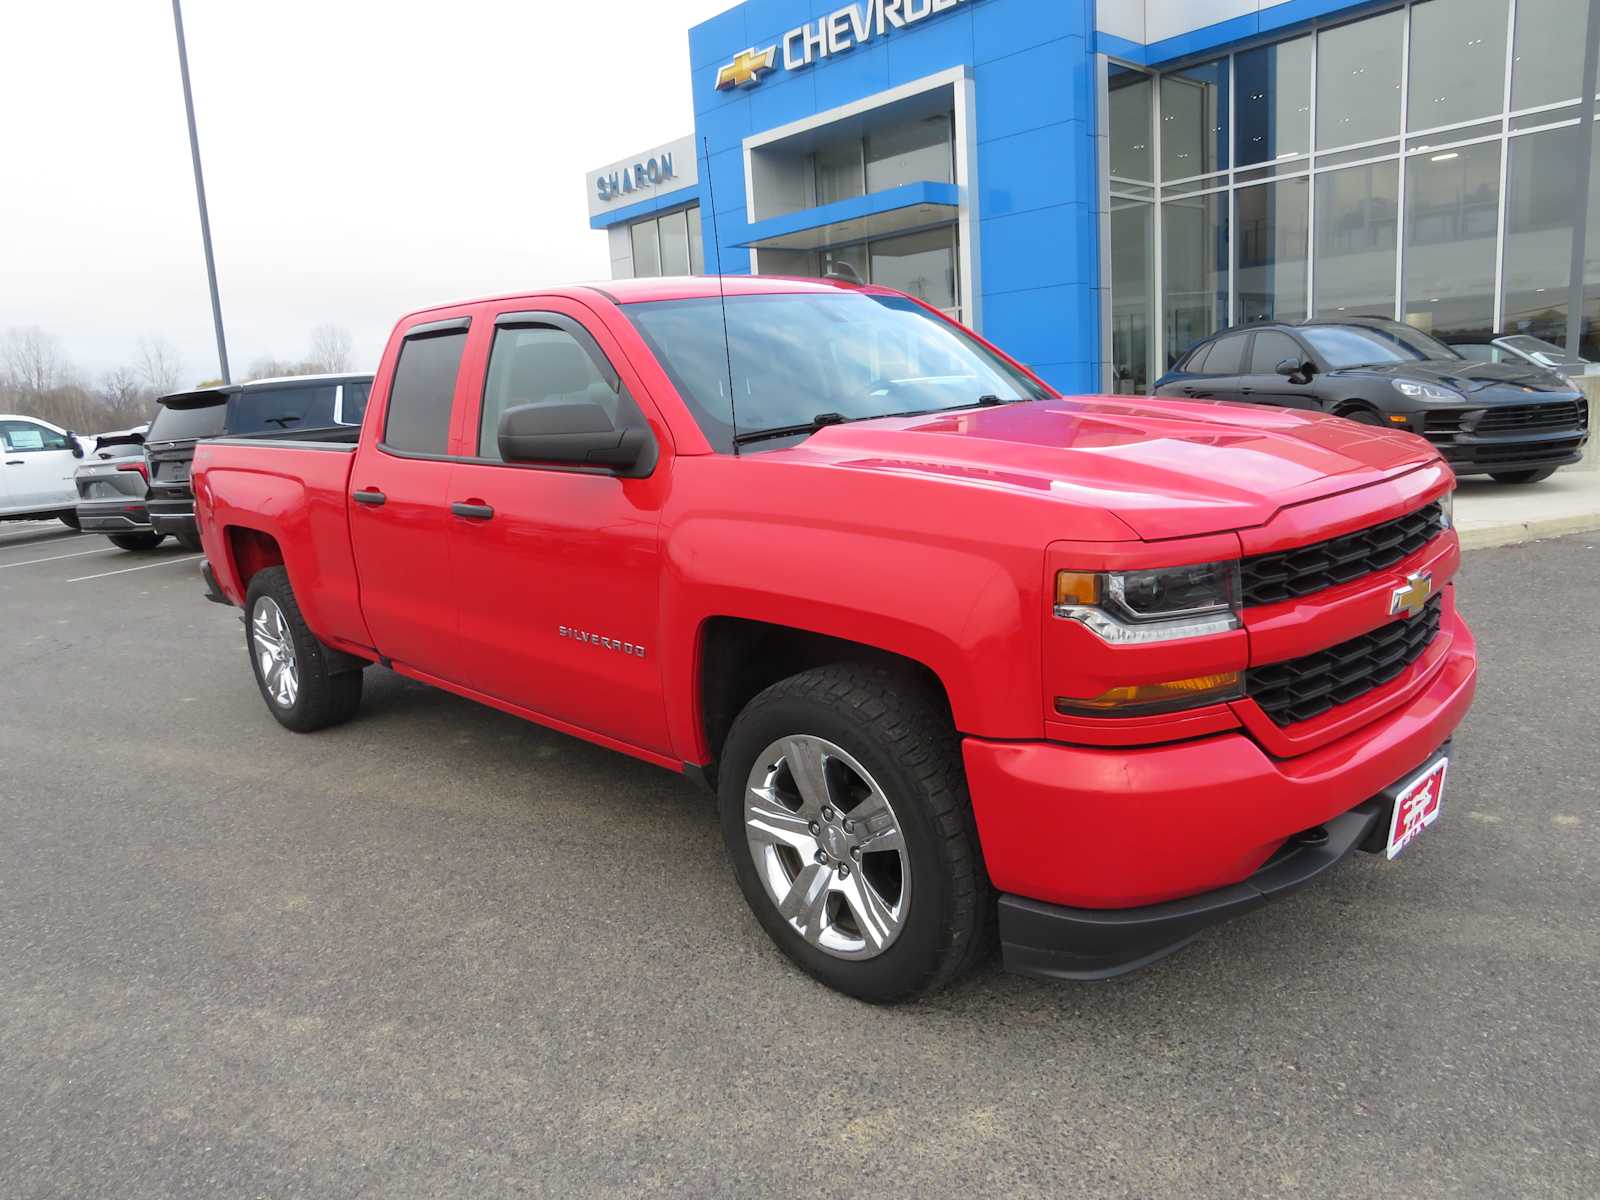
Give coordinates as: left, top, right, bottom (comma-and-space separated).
1389, 570, 1434, 619
716, 45, 777, 89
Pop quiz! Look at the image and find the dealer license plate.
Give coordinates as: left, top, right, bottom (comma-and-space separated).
1386, 756, 1448, 860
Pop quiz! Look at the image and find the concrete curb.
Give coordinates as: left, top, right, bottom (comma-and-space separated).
1459, 512, 1600, 551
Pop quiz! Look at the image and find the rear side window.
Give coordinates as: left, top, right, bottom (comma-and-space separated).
385, 330, 467, 455
1249, 331, 1303, 374
478, 325, 627, 461
1182, 343, 1213, 372
147, 401, 226, 442
1203, 334, 1248, 375
226, 385, 338, 435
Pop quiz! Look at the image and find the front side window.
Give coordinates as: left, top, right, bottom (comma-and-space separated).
1249, 330, 1304, 374
1, 420, 69, 452
384, 329, 467, 455
625, 292, 1050, 453
478, 325, 631, 461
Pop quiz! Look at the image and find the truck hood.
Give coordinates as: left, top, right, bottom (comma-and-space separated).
782, 397, 1440, 540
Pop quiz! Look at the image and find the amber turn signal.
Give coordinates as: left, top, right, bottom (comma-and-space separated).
1055, 571, 1101, 607
1055, 671, 1243, 717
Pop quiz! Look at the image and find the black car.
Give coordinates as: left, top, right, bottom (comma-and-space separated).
74, 429, 165, 550
1153, 317, 1590, 483
145, 373, 372, 549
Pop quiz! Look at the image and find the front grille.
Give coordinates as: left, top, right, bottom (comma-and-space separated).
1240, 502, 1444, 607
1476, 400, 1586, 435
1247, 595, 1443, 726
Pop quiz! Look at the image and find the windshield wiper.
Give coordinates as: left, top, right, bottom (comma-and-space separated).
732, 412, 847, 447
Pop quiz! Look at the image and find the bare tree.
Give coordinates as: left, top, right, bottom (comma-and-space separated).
3, 326, 66, 394
306, 324, 353, 374
136, 336, 184, 397
99, 368, 156, 428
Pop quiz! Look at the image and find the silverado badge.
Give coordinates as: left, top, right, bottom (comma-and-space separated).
1389, 570, 1434, 619
716, 46, 777, 89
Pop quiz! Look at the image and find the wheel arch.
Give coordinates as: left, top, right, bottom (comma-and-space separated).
693, 616, 955, 789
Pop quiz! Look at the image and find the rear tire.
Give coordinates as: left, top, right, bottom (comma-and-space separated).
108, 533, 165, 551
717, 662, 993, 1003
174, 529, 202, 552
1489, 467, 1557, 484
244, 566, 364, 733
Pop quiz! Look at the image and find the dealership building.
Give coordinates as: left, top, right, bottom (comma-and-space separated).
585, 0, 1599, 394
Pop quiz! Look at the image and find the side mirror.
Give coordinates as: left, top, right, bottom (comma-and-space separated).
67, 433, 85, 458
1276, 359, 1315, 383
497, 399, 652, 475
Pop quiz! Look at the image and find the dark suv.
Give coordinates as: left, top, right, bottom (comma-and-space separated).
146, 374, 372, 548
1154, 317, 1589, 483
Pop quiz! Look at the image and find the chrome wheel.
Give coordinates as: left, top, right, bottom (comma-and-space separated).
251, 596, 300, 709
743, 734, 910, 960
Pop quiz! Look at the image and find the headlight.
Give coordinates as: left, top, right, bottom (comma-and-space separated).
1054, 561, 1242, 644
1438, 489, 1453, 529
1392, 378, 1462, 402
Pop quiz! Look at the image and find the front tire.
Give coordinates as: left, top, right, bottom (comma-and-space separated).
108, 532, 165, 551
1489, 467, 1558, 484
717, 662, 992, 1003
1335, 405, 1384, 427
244, 566, 363, 732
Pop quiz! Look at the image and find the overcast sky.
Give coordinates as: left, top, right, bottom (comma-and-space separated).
0, 0, 733, 386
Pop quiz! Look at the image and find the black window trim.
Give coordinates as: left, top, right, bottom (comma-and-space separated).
1, 418, 72, 454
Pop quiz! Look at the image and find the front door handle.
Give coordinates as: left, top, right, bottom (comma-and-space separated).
5, 460, 23, 466
352, 489, 386, 506
450, 501, 494, 521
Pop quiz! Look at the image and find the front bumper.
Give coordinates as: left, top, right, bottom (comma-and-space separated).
76, 499, 153, 533
998, 748, 1442, 979
966, 611, 1476, 974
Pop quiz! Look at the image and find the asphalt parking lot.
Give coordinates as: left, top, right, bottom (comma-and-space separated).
2, 522, 1597, 1199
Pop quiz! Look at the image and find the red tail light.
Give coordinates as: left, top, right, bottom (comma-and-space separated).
117, 461, 150, 483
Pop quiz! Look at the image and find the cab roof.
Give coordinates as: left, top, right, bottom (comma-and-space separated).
399, 274, 875, 324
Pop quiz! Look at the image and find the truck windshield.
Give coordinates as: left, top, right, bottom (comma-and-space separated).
624, 292, 1052, 452
225, 385, 339, 435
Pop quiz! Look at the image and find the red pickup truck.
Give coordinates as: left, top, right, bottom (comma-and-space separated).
192, 277, 1476, 1002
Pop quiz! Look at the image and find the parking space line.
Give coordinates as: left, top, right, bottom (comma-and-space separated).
68, 555, 202, 583
0, 546, 120, 569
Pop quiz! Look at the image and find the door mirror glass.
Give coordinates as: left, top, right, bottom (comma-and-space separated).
1275, 359, 1300, 377
497, 400, 649, 473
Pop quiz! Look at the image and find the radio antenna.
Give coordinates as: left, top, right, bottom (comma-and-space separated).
701, 136, 741, 455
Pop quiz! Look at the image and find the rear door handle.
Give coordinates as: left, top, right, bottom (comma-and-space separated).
352, 489, 386, 506
450, 501, 494, 521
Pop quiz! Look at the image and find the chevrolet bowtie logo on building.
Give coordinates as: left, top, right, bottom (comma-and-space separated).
716, 45, 777, 89
1389, 570, 1435, 619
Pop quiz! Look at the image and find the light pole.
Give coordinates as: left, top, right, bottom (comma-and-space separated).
170, 0, 230, 384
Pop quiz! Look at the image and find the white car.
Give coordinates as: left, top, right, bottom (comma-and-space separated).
1, 414, 91, 526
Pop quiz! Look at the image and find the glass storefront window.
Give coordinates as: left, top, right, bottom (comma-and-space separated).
821, 244, 869, 282
866, 116, 953, 192
1235, 37, 1311, 167
687, 207, 705, 275
1109, 67, 1154, 184
631, 219, 661, 277
1313, 160, 1399, 316
870, 228, 958, 314
1402, 140, 1501, 335
659, 209, 691, 276
1109, 200, 1155, 393
1161, 59, 1228, 180
1316, 10, 1404, 149
1582, 123, 1600, 360
815, 137, 865, 206
1236, 177, 1309, 323
1407, 0, 1509, 132
1511, 0, 1591, 111
1502, 125, 1582, 341
1162, 191, 1228, 363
